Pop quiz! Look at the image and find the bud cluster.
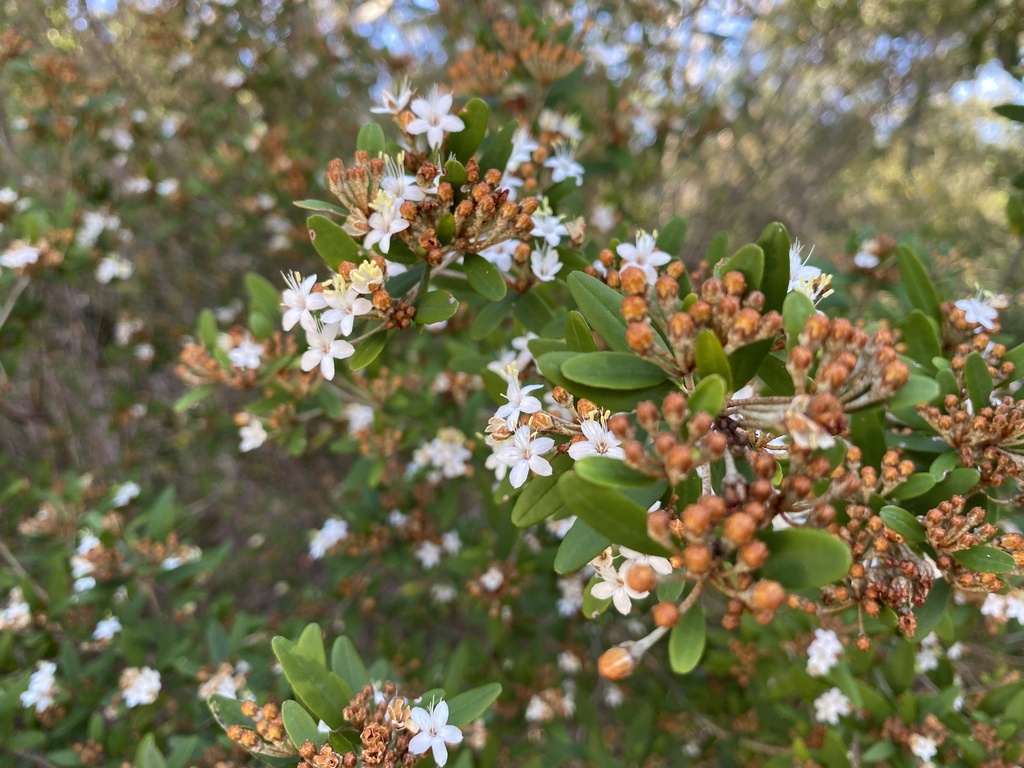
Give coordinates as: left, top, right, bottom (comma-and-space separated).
227, 700, 295, 758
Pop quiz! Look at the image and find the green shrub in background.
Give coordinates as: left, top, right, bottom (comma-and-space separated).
2, 2, 1024, 767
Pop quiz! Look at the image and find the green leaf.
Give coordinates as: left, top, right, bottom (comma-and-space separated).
554, 518, 611, 574
330, 637, 370, 693
514, 289, 554, 332
688, 373, 726, 416
511, 454, 571, 527
716, 243, 764, 291
849, 409, 885, 469
196, 308, 219, 349
470, 292, 515, 340
561, 352, 670, 390
965, 352, 993, 413
545, 177, 580, 208
879, 505, 925, 543
271, 637, 352, 728
387, 263, 425, 297
728, 339, 773, 390
569, 271, 633, 353
356, 123, 386, 156
437, 212, 456, 244
994, 103, 1024, 123
308, 215, 362, 271
757, 352, 796, 396
758, 528, 852, 588
294, 199, 347, 216
296, 623, 327, 667
479, 120, 519, 174
349, 331, 389, 371
655, 216, 688, 256
952, 545, 1016, 574
446, 98, 490, 163
582, 575, 613, 618
898, 310, 942, 372
281, 699, 323, 751
896, 245, 940, 321
668, 604, 706, 674
463, 253, 507, 301
861, 742, 896, 764
910, 579, 950, 643
911, 467, 980, 510
756, 222, 791, 314
559, 473, 669, 556
416, 290, 459, 325
574, 457, 658, 488
782, 291, 816, 348
446, 683, 502, 728
535, 351, 674, 412
695, 330, 733, 390
136, 734, 168, 768
565, 310, 598, 352
889, 375, 940, 411
889, 473, 936, 501
174, 384, 216, 413
245, 273, 281, 320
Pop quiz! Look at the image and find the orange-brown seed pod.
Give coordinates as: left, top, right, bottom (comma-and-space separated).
626, 322, 655, 354
654, 432, 678, 458
620, 266, 649, 295
683, 543, 712, 573
608, 413, 631, 438
667, 312, 695, 342
722, 271, 746, 296
652, 601, 681, 628
682, 505, 712, 537
666, 445, 694, 478
626, 564, 657, 593
738, 540, 769, 569
621, 294, 648, 322
724, 512, 757, 545
598, 646, 635, 680
750, 580, 785, 611
655, 275, 679, 303
688, 412, 713, 439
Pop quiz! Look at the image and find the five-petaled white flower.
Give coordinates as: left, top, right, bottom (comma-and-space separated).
238, 417, 268, 452
480, 239, 518, 272
228, 333, 263, 369
568, 419, 625, 461
409, 699, 463, 766
495, 365, 544, 429
787, 239, 821, 291
955, 295, 999, 330
1, 244, 40, 269
616, 231, 670, 286
507, 128, 539, 168
813, 687, 852, 725
407, 87, 465, 149
281, 272, 327, 332
364, 192, 410, 255
544, 142, 584, 186
301, 322, 354, 381
321, 285, 373, 336
590, 559, 647, 615
370, 78, 413, 115
530, 244, 562, 282
494, 426, 555, 488
382, 153, 428, 202
619, 546, 673, 575
93, 616, 122, 642
531, 212, 569, 247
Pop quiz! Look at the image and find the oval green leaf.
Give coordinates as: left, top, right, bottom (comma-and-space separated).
695, 329, 733, 390
464, 253, 507, 301
511, 454, 570, 528
479, 119, 519, 174
561, 352, 670, 390
668, 603, 705, 674
308, 215, 362, 271
356, 123, 385, 156
446, 98, 489, 163
655, 216, 688, 256
757, 222, 791, 313
896, 245, 941, 321
716, 243, 764, 291
554, 518, 611, 574
879, 505, 925, 543
574, 457, 657, 488
565, 310, 598, 353
348, 330, 389, 371
965, 352, 993, 414
558, 472, 669, 556
952, 545, 1016, 574
416, 289, 459, 325
330, 636, 370, 693
759, 528, 852, 588
688, 373, 726, 416
446, 683, 502, 728
282, 699, 324, 751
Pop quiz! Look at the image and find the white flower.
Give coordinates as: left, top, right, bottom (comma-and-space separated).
806, 628, 843, 677
363, 192, 409, 255
415, 541, 443, 569
0, 587, 31, 632
408, 700, 463, 767
479, 566, 504, 592
95, 254, 133, 284
430, 583, 458, 605
915, 633, 941, 673
947, 642, 964, 660
619, 546, 673, 576
530, 244, 562, 282
381, 155, 428, 202
531, 212, 569, 247
93, 616, 122, 642
788, 239, 821, 289
120, 666, 161, 708
123, 176, 152, 194
228, 333, 263, 369
349, 261, 385, 294
603, 684, 624, 708
112, 482, 140, 507
309, 518, 349, 560
280, 272, 327, 331
908, 733, 938, 764
568, 420, 625, 461
0, 244, 40, 269
558, 651, 582, 675
955, 295, 999, 330
238, 417, 267, 452
21, 661, 58, 713
441, 531, 462, 555
301, 322, 354, 381
344, 403, 375, 434
813, 687, 852, 725
544, 142, 584, 186
0, 187, 18, 204
321, 286, 373, 336
480, 239, 518, 272
494, 365, 544, 429
525, 694, 554, 723
494, 426, 555, 489
617, 231, 670, 286
557, 575, 584, 617
591, 204, 616, 233
498, 172, 523, 200
590, 560, 648, 615
388, 509, 408, 528
407, 87, 465, 149
370, 78, 413, 116
853, 250, 880, 269
507, 128, 539, 168
155, 178, 179, 197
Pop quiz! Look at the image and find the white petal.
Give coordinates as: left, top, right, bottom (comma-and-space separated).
528, 455, 552, 476
439, 724, 463, 743
509, 460, 530, 488
408, 731, 432, 756
590, 581, 616, 600
568, 442, 598, 460
531, 436, 555, 454
432, 739, 449, 767
612, 589, 633, 615
301, 349, 322, 371
433, 700, 450, 724
320, 355, 335, 380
